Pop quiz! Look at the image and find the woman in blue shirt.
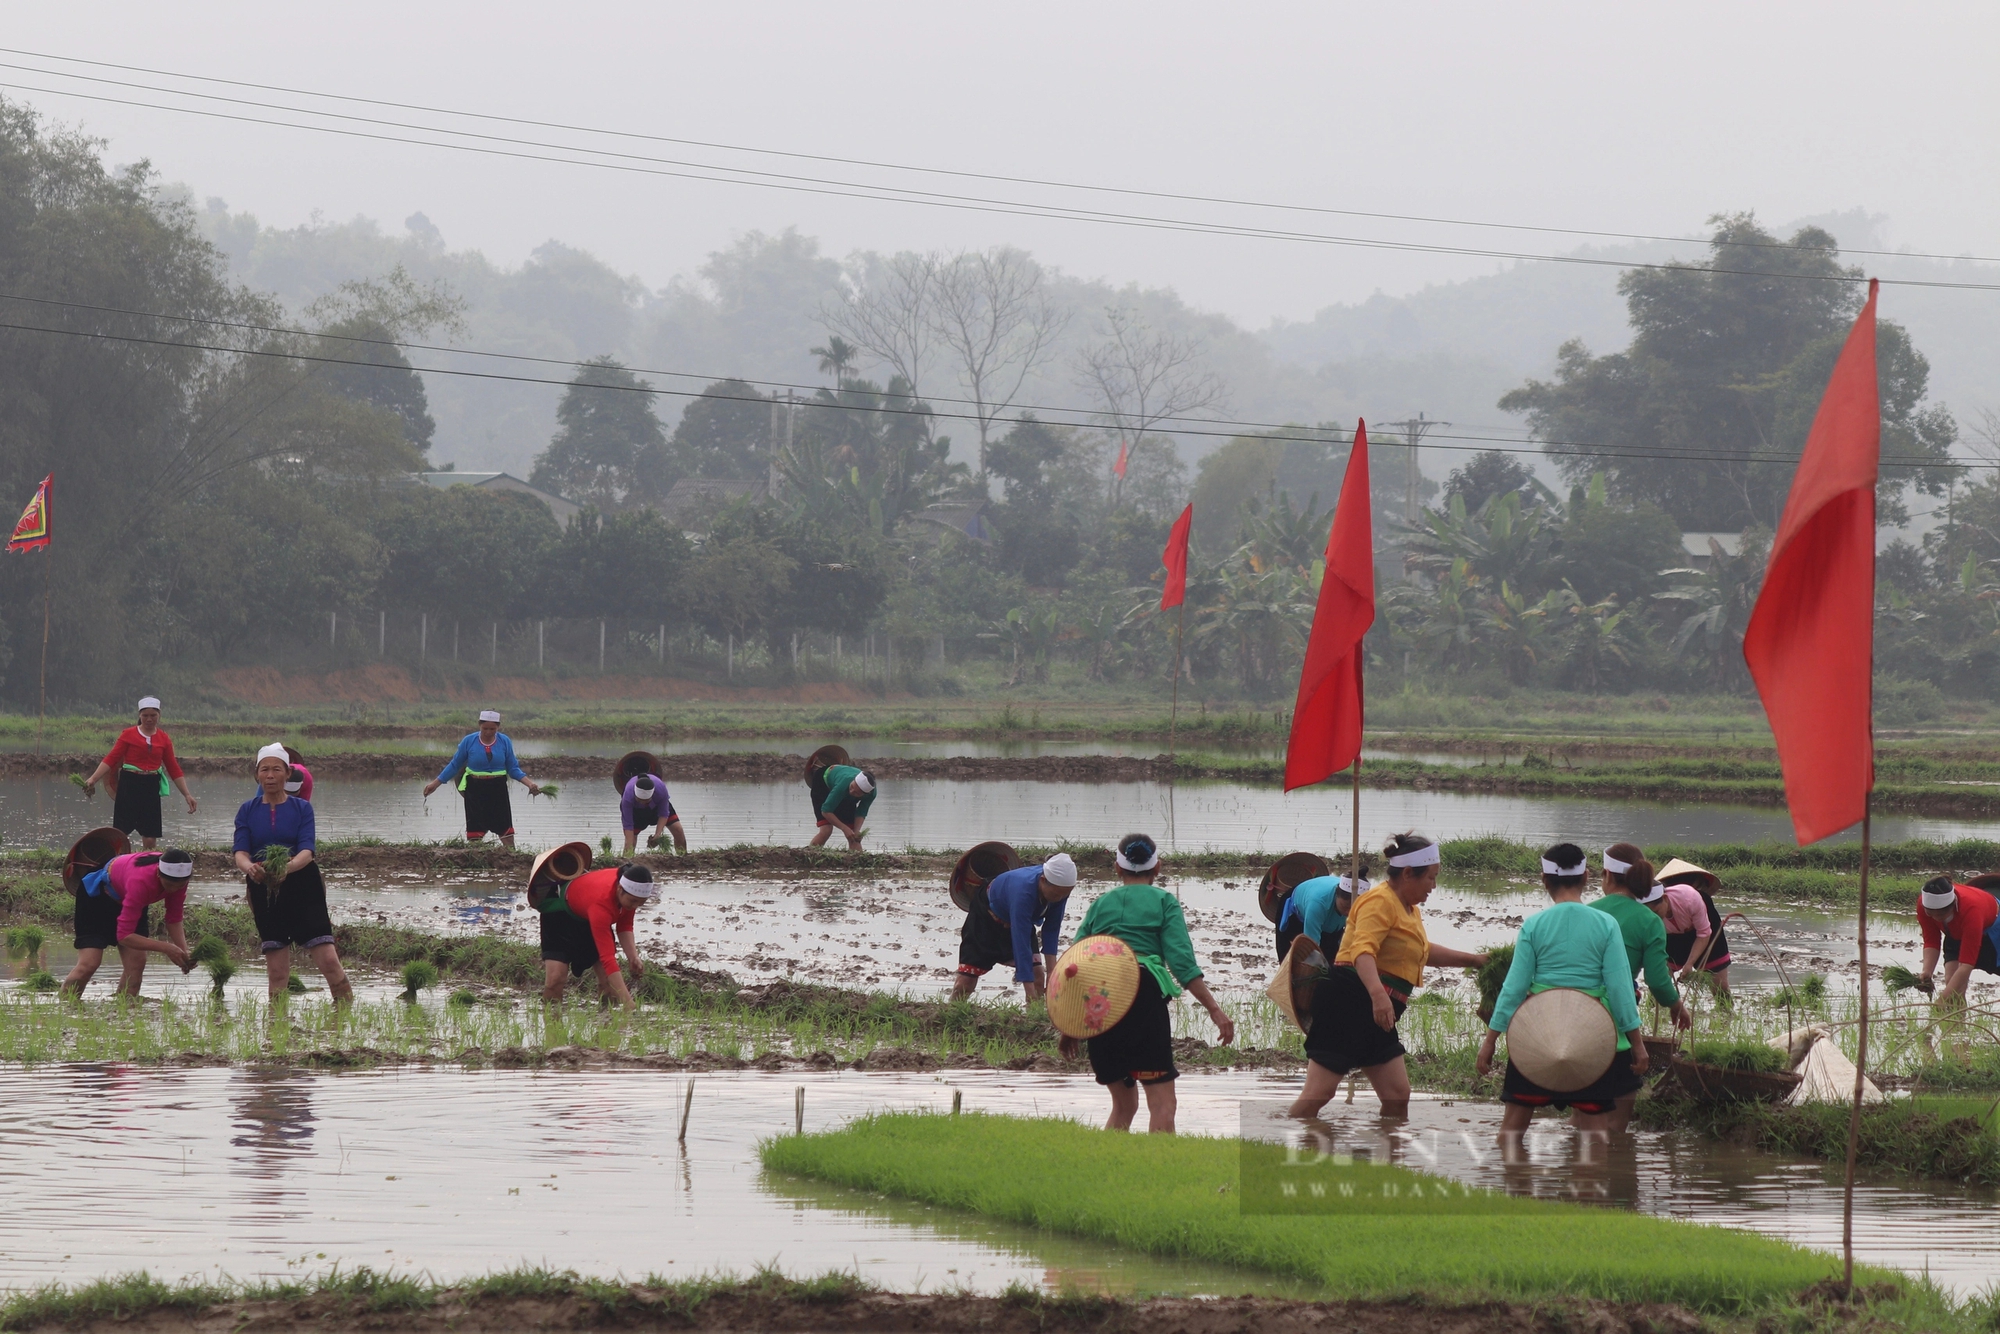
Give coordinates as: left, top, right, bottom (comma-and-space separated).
235, 743, 351, 1003
422, 710, 543, 846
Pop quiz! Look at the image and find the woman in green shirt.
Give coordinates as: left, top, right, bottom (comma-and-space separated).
1591, 841, 1688, 1130
1058, 833, 1235, 1134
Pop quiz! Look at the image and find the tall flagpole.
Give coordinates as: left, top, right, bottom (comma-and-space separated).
1168, 601, 1184, 765
35, 547, 49, 755
1350, 757, 1363, 887
1841, 802, 1871, 1288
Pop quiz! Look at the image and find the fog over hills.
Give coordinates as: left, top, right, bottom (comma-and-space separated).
188, 195, 2000, 484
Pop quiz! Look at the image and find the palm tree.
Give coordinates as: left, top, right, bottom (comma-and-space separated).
810, 336, 859, 388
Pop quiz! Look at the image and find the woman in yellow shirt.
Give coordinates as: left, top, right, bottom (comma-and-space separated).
1287, 832, 1486, 1119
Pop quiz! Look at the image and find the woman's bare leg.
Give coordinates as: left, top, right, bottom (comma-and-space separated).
61, 947, 105, 996
1106, 1081, 1139, 1130
1287, 1059, 1344, 1118
1362, 1056, 1412, 1117
309, 943, 353, 1004
1142, 1080, 1178, 1134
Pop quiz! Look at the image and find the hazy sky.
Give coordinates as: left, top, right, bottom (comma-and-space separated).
7, 1, 1995, 326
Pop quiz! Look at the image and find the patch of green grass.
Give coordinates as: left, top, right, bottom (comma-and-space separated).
759, 1111, 1871, 1312
1636, 1095, 2000, 1185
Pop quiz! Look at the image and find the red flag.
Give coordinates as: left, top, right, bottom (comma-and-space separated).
1285, 422, 1374, 790
1160, 504, 1193, 610
1112, 437, 1130, 479
6, 474, 50, 553
1743, 280, 1880, 844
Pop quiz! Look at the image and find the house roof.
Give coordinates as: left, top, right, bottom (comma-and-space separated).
406, 471, 580, 524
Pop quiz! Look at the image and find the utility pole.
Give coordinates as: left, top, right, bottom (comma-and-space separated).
1378, 414, 1450, 521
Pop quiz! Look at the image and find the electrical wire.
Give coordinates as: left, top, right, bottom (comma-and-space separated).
5, 72, 2000, 294
6, 45, 1998, 270
0, 312, 1977, 473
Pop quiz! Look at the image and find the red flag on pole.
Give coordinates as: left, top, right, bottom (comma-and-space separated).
1285, 422, 1374, 790
6, 474, 50, 553
1160, 504, 1193, 610
1112, 437, 1130, 479
1743, 279, 1880, 844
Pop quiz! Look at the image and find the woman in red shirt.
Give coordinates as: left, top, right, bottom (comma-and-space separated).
81, 697, 198, 849
1916, 878, 2000, 1005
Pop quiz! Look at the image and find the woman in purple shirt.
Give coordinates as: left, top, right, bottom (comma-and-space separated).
235, 743, 352, 1003
621, 772, 687, 855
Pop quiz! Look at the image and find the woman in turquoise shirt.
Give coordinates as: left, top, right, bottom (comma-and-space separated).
1476, 842, 1648, 1131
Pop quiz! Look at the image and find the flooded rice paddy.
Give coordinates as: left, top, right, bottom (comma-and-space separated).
1, 775, 1992, 855
1, 1065, 1994, 1297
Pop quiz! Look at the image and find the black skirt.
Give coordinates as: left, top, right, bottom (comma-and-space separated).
247, 861, 336, 953
1303, 965, 1408, 1074
72, 889, 152, 952
957, 885, 1019, 976
539, 907, 600, 972
111, 769, 165, 840
1500, 1045, 1643, 1114
809, 771, 833, 824
460, 775, 514, 837
1086, 968, 1176, 1086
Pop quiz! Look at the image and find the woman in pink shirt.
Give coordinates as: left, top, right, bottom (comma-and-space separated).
61, 848, 196, 996
1656, 858, 1733, 997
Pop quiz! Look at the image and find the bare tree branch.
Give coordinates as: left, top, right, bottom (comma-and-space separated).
820, 251, 939, 400
1073, 305, 1225, 505
925, 247, 1068, 474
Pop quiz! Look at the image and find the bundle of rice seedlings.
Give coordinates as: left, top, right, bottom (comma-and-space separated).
68, 773, 88, 790
535, 782, 560, 800
599, 835, 613, 856
260, 844, 291, 891
205, 958, 236, 991
21, 971, 56, 992
448, 987, 477, 1007
1882, 964, 1930, 994
5, 925, 46, 958
1474, 944, 1515, 1020
1688, 1039, 1787, 1073
1772, 973, 1829, 1008
286, 974, 308, 994
190, 936, 229, 966
401, 959, 440, 998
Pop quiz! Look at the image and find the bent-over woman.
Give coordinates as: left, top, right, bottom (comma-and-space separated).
1059, 833, 1235, 1134
1478, 843, 1647, 1131
235, 743, 351, 1003
62, 848, 196, 996
1287, 833, 1486, 1119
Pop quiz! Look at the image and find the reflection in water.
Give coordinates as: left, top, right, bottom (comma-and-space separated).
231, 1069, 317, 1231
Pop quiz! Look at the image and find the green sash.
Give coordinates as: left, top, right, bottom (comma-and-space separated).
121, 763, 169, 795
457, 767, 507, 792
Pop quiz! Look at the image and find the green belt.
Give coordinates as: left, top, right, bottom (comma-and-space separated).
121, 764, 169, 795
1336, 963, 1413, 998
1131, 950, 1183, 1000
457, 768, 508, 792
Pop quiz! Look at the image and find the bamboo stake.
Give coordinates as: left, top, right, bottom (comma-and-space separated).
794, 1085, 805, 1136
677, 1079, 695, 1144
1350, 757, 1362, 887
1167, 600, 1185, 766
1842, 804, 1872, 1289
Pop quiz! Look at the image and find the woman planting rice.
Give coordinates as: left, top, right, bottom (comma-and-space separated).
620, 772, 686, 855
1656, 858, 1734, 997
62, 848, 196, 996
235, 744, 351, 1003
952, 852, 1076, 1004
1057, 834, 1235, 1134
540, 862, 658, 1010
1914, 876, 2000, 1004
1477, 843, 1647, 1131
80, 697, 198, 849
809, 764, 877, 851
1287, 833, 1486, 1119
423, 710, 543, 847
1276, 861, 1369, 964
1591, 842, 1688, 1130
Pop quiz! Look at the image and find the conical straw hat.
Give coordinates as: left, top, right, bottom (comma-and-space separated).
64, 827, 130, 896
1265, 934, 1330, 1033
804, 744, 850, 783
1048, 934, 1141, 1039
612, 751, 660, 793
1257, 852, 1330, 924
1655, 858, 1717, 890
1505, 988, 1616, 1092
949, 841, 1021, 911
526, 841, 592, 911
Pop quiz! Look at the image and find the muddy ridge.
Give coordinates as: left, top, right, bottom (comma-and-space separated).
0, 1287, 1717, 1334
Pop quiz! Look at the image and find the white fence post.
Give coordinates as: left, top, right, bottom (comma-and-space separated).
538, 620, 545, 669
378, 611, 385, 655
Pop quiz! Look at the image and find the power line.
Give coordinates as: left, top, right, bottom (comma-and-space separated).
0, 287, 1978, 472
6, 46, 1998, 271
6, 74, 2000, 295
0, 312, 1975, 473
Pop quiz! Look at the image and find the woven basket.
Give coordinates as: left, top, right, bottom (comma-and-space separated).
1667, 1057, 1803, 1103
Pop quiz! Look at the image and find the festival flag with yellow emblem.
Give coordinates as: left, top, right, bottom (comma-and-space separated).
6, 474, 50, 553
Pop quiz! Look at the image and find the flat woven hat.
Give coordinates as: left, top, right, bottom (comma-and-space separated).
804, 744, 850, 783
526, 840, 592, 912
1048, 934, 1142, 1039
1505, 988, 1616, 1092
612, 750, 660, 793
1257, 851, 1330, 924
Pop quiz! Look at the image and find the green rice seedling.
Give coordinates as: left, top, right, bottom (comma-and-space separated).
400, 960, 440, 999
449, 987, 477, 1006
762, 1112, 1868, 1312
21, 971, 56, 992
599, 834, 612, 857
67, 773, 88, 790
1687, 1039, 1787, 1073
260, 844, 291, 890
189, 935, 230, 967
1473, 943, 1514, 1019
537, 782, 560, 799
5, 925, 45, 959
205, 958, 236, 991
1883, 963, 1929, 993
286, 974, 308, 994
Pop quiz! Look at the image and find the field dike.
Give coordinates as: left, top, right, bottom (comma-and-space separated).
2, 1266, 1975, 1334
